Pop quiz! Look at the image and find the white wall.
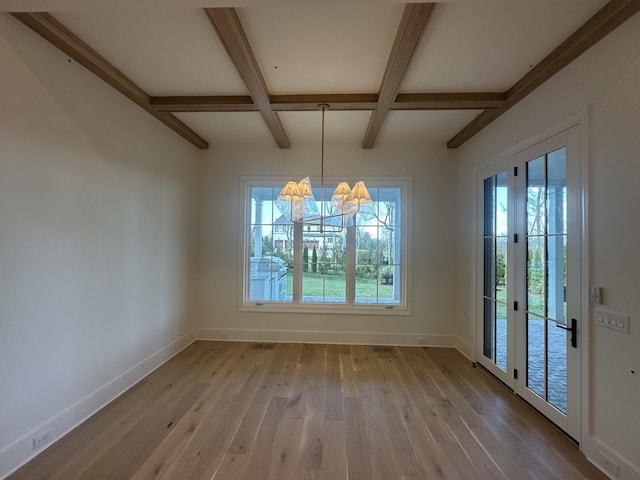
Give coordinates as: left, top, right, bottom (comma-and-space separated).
196, 141, 458, 347
454, 13, 640, 479
589, 49, 640, 478
0, 14, 202, 477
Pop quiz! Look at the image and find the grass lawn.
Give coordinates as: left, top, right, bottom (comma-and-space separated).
286, 272, 395, 300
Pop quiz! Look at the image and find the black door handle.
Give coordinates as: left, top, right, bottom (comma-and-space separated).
556, 318, 577, 348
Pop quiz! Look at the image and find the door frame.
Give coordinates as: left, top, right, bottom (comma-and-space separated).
473, 112, 590, 444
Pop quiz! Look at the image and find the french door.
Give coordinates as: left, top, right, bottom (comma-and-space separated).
478, 126, 582, 439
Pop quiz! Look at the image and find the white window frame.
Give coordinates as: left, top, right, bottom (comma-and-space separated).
237, 176, 412, 315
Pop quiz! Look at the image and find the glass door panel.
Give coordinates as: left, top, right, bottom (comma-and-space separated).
481, 170, 510, 376
515, 126, 581, 440
525, 147, 568, 412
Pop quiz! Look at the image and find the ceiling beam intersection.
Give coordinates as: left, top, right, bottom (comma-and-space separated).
447, 0, 640, 149
362, 3, 436, 148
11, 12, 209, 150
204, 7, 290, 148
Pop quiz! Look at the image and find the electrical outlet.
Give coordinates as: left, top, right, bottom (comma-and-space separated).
599, 451, 619, 477
32, 429, 53, 450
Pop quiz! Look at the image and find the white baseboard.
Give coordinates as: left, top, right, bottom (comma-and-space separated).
0, 330, 197, 480
195, 327, 459, 348
582, 435, 640, 480
455, 336, 473, 360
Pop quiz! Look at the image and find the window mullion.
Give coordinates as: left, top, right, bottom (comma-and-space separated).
293, 222, 303, 303
346, 224, 356, 304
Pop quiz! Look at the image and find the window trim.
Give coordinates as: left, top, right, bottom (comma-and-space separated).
237, 176, 412, 315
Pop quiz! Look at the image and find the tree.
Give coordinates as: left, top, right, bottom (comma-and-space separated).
356, 248, 375, 278
528, 187, 545, 236
356, 230, 374, 250
262, 235, 273, 256
496, 246, 506, 285
311, 246, 318, 273
528, 247, 544, 294
275, 247, 293, 271
318, 241, 330, 274
370, 201, 396, 264
332, 237, 346, 274
303, 246, 309, 272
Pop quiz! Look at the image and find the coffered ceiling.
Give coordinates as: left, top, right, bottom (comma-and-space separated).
5, 0, 640, 150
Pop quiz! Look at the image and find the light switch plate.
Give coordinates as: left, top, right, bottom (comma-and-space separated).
590, 285, 602, 304
595, 308, 630, 333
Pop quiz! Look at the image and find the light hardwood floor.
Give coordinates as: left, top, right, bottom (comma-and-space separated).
8, 341, 607, 480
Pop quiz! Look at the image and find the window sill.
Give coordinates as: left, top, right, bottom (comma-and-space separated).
238, 302, 412, 316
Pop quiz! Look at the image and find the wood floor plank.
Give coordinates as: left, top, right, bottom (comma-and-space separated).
300, 343, 327, 388
423, 368, 487, 429
374, 388, 424, 477
78, 381, 210, 480
402, 368, 458, 444
358, 386, 403, 479
280, 345, 308, 420
227, 344, 294, 453
424, 372, 508, 480
211, 453, 249, 479
338, 353, 360, 398
350, 344, 372, 373
130, 345, 256, 480
273, 343, 303, 398
343, 397, 374, 480
399, 401, 463, 480
7, 342, 607, 480
399, 346, 439, 369
324, 344, 344, 420
319, 420, 348, 480
467, 424, 534, 479
130, 383, 223, 480
427, 348, 498, 416
297, 385, 326, 470
158, 365, 268, 480
267, 417, 305, 480
376, 352, 461, 478
440, 442, 484, 479
240, 396, 289, 480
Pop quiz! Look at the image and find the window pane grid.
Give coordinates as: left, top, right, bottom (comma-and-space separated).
244, 180, 405, 309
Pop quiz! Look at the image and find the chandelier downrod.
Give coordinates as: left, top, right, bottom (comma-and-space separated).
277, 103, 372, 232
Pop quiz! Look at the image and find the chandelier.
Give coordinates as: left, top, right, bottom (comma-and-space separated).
277, 104, 372, 232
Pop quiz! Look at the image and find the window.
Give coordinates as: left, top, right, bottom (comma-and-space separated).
240, 177, 409, 313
